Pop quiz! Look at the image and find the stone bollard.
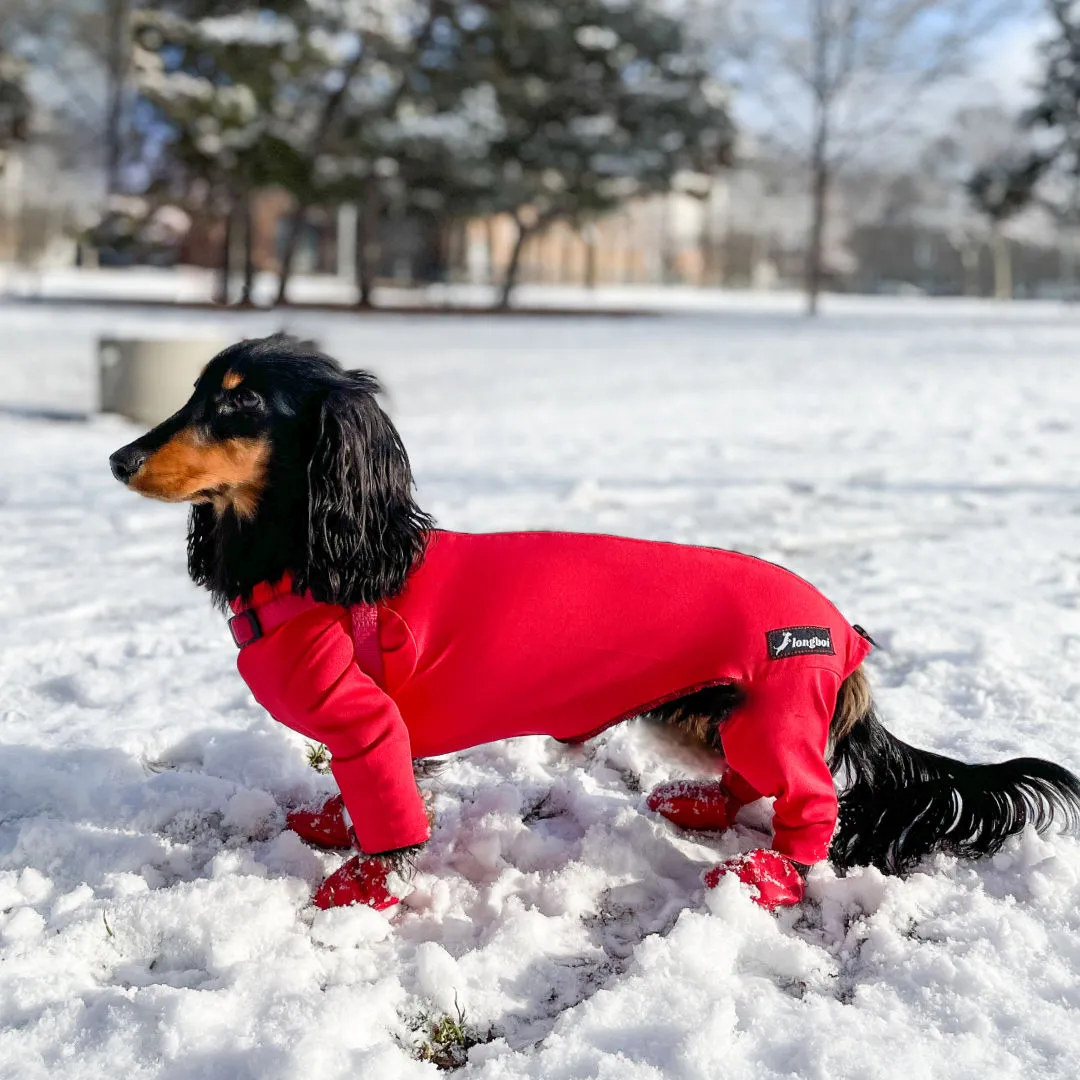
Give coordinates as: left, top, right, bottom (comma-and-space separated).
98, 338, 225, 426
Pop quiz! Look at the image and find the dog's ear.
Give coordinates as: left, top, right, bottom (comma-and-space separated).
299, 372, 431, 606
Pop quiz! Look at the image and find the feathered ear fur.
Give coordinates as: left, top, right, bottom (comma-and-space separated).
187, 503, 221, 600
298, 373, 432, 606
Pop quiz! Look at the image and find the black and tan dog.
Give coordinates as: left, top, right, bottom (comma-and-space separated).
108, 334, 1080, 910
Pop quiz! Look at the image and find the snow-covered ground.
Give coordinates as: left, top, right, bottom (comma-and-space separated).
2, 297, 1080, 1079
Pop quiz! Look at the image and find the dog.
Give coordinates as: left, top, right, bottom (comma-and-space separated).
108, 334, 1080, 912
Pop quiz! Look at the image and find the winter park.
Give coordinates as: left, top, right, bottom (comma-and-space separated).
5, 2, 1080, 1079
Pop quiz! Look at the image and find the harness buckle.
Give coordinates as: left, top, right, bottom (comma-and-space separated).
228, 609, 263, 648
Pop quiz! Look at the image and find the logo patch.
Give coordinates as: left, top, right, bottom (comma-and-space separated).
766, 626, 834, 659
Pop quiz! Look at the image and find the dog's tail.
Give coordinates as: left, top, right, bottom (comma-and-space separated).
827, 666, 1080, 873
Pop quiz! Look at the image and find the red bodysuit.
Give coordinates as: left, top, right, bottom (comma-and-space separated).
232, 531, 872, 865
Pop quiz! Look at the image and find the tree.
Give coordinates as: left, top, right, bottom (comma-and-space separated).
967, 154, 1043, 299
1011, 0, 1080, 290
131, 2, 327, 303
0, 52, 31, 160
905, 103, 1040, 298
442, 0, 734, 307
707, 0, 1021, 314
273, 0, 446, 306
327, 76, 511, 306
1025, 0, 1080, 179
3, 0, 136, 196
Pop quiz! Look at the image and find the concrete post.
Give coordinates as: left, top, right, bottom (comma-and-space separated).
98, 338, 225, 426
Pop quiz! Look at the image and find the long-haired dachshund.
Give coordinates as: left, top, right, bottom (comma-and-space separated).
109, 334, 1080, 912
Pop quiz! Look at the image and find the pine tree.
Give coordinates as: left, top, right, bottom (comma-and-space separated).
435, 0, 734, 306
273, 0, 450, 306
962, 0, 1080, 297
131, 1, 328, 303
967, 154, 1045, 300
1026, 0, 1080, 185
0, 51, 31, 159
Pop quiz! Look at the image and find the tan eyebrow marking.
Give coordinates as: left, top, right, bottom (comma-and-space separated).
222, 370, 244, 390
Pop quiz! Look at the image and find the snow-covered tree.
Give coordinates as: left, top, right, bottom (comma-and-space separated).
438, 0, 734, 306
0, 51, 31, 161
3, 0, 135, 195
273, 0, 447, 306
1025, 0, 1080, 184
131, 1, 331, 302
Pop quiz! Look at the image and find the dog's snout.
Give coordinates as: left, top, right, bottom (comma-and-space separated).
109, 446, 148, 484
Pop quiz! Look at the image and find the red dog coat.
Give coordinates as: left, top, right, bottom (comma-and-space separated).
231, 531, 872, 864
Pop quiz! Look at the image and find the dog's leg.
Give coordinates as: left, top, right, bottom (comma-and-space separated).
646, 684, 750, 829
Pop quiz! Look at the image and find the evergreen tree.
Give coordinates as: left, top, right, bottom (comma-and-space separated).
131, 1, 328, 302
0, 51, 31, 160
272, 0, 455, 306
129, 0, 732, 308
436, 0, 734, 306
1026, 0, 1080, 185
967, 154, 1045, 300
961, 0, 1080, 297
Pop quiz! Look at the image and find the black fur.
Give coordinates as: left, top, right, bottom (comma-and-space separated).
114, 333, 432, 609
112, 334, 1080, 880
829, 704, 1080, 873
297, 373, 432, 607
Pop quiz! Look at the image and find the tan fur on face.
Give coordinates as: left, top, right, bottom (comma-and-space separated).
222, 370, 244, 390
130, 429, 270, 519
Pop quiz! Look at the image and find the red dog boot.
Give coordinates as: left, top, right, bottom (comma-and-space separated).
312, 854, 402, 911
703, 849, 806, 911
287, 794, 352, 849
647, 778, 743, 831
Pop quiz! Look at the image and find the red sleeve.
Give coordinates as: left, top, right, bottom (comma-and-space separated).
719, 664, 840, 865
236, 604, 431, 855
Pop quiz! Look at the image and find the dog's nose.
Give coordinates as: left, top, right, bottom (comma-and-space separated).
109, 446, 148, 484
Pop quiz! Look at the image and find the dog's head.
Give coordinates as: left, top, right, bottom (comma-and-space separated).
109, 334, 431, 606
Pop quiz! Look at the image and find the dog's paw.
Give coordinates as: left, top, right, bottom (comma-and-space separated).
703, 849, 806, 910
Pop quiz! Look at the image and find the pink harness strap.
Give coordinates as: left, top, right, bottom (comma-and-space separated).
229, 593, 384, 684
349, 602, 385, 685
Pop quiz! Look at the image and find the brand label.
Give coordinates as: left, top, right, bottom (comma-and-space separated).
766, 626, 834, 659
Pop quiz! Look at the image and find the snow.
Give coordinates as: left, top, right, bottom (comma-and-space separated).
2, 295, 1080, 1077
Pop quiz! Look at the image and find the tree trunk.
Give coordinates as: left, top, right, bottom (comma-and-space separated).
274, 200, 308, 306
485, 217, 497, 285
274, 43, 371, 307
660, 194, 676, 283
699, 194, 717, 287
805, 1, 831, 317
239, 194, 255, 306
104, 0, 130, 194
991, 224, 1012, 300
583, 224, 598, 290
805, 112, 830, 316
355, 186, 380, 308
497, 219, 531, 309
215, 202, 235, 306
560, 226, 574, 284
961, 243, 979, 297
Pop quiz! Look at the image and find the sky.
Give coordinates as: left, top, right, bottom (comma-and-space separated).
728, 5, 1053, 153
968, 12, 1049, 110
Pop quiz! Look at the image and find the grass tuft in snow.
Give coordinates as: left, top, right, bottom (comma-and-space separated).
305, 742, 332, 773
404, 996, 492, 1071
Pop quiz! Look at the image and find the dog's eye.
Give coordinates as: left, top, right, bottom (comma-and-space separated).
232, 387, 262, 411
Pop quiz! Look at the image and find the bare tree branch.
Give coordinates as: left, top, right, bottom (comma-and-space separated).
702, 0, 1025, 312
